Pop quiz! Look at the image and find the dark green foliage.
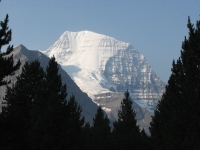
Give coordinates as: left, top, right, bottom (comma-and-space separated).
112, 90, 146, 150
45, 56, 67, 106
30, 56, 69, 149
0, 60, 44, 150
91, 106, 111, 150
0, 57, 85, 149
66, 95, 85, 131
79, 122, 92, 150
150, 17, 200, 149
64, 95, 85, 149
0, 14, 20, 86
31, 56, 84, 149
0, 14, 12, 52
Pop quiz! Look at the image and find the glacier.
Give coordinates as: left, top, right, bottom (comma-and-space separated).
43, 30, 165, 110
42, 30, 166, 133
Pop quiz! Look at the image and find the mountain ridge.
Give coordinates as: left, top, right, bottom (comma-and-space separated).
0, 44, 155, 135
42, 30, 166, 133
42, 30, 165, 110
0, 44, 99, 123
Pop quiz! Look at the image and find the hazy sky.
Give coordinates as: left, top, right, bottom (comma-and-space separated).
0, 0, 199, 83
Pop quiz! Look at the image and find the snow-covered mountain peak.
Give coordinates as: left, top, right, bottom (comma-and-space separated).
42, 31, 165, 115
41, 30, 166, 133
44, 30, 130, 71
59, 30, 125, 44
60, 30, 99, 39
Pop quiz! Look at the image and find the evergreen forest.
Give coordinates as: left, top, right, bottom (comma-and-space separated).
0, 10, 200, 150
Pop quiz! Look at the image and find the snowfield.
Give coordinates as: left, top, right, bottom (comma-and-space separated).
42, 30, 165, 113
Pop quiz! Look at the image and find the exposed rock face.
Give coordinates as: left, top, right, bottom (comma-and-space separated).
0, 45, 98, 123
43, 30, 166, 134
93, 92, 153, 134
103, 46, 165, 111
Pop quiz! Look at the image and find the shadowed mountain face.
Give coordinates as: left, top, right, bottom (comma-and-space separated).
0, 44, 98, 123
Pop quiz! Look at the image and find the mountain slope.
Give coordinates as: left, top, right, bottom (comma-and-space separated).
42, 30, 166, 133
0, 44, 98, 123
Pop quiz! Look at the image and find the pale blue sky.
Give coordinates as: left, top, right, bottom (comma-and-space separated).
0, 0, 199, 83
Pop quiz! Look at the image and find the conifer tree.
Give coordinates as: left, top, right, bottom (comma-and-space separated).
91, 106, 111, 150
30, 56, 68, 149
31, 56, 84, 149
0, 15, 21, 147
0, 14, 20, 86
45, 55, 67, 106
64, 95, 85, 149
150, 17, 200, 149
0, 60, 44, 149
79, 122, 92, 150
112, 90, 144, 150
0, 56, 85, 149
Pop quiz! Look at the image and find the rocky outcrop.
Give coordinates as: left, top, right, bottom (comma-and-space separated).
103, 45, 165, 111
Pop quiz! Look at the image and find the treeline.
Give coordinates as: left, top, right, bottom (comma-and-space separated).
149, 17, 200, 149
1, 13, 200, 149
0, 14, 151, 150
0, 56, 151, 149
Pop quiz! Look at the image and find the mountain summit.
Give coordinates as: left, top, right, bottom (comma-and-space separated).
43, 31, 166, 132
44, 30, 129, 70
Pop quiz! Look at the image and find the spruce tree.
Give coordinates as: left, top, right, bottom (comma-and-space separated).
64, 95, 85, 149
31, 56, 84, 149
0, 14, 20, 86
150, 17, 200, 149
45, 55, 67, 106
0, 14, 20, 149
30, 56, 68, 149
91, 106, 111, 150
79, 122, 92, 150
112, 90, 145, 150
0, 56, 85, 149
0, 60, 44, 149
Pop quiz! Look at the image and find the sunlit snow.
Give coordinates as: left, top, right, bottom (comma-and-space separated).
42, 30, 165, 112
